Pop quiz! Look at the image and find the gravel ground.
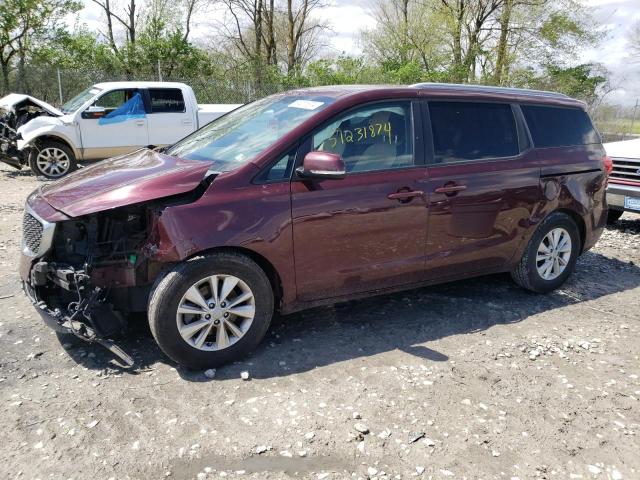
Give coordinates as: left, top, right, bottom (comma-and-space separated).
0, 163, 639, 480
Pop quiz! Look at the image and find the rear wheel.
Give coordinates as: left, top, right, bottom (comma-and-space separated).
148, 252, 274, 369
29, 140, 77, 179
511, 212, 580, 293
607, 210, 623, 224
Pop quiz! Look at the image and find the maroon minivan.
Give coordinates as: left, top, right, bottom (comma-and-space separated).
20, 84, 609, 368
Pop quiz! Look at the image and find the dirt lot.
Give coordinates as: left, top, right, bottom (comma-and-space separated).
0, 163, 638, 480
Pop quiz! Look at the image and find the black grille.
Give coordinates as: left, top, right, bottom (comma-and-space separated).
23, 212, 43, 253
611, 156, 640, 184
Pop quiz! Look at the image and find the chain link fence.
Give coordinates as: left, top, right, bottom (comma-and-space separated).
3, 66, 640, 143
1, 66, 294, 106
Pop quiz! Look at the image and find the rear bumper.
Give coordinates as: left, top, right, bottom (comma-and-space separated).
607, 182, 640, 211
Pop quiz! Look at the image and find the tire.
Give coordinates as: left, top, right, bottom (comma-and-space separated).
148, 252, 274, 369
607, 209, 623, 224
511, 211, 581, 293
28, 140, 77, 179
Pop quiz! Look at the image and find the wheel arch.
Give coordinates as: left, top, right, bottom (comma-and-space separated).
185, 246, 285, 311
29, 134, 79, 160
551, 208, 587, 253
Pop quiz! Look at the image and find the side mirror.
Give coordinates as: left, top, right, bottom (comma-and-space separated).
82, 105, 106, 119
296, 151, 346, 180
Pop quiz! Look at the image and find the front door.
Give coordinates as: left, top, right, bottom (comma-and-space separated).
423, 100, 542, 279
78, 88, 149, 160
291, 100, 429, 302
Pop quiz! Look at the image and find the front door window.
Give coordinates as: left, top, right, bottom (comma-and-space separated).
311, 102, 414, 173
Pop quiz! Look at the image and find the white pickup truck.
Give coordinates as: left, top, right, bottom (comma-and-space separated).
603, 138, 640, 223
0, 81, 241, 178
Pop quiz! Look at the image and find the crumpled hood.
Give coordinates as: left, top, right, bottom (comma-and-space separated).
40, 149, 213, 217
0, 93, 63, 116
17, 114, 68, 135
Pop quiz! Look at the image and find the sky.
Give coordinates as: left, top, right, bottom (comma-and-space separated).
66, 0, 640, 106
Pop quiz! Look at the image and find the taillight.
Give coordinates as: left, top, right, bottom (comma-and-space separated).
603, 155, 613, 176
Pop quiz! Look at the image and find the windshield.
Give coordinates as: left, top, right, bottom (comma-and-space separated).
61, 87, 102, 114
165, 93, 336, 170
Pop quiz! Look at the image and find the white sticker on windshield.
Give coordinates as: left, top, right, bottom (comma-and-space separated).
288, 100, 324, 110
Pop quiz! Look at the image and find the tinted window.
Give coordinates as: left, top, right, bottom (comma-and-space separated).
521, 105, 600, 148
312, 102, 413, 173
149, 88, 185, 113
429, 102, 519, 163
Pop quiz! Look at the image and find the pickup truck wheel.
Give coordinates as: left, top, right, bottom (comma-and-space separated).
607, 210, 623, 224
511, 212, 580, 293
29, 140, 77, 179
148, 253, 274, 370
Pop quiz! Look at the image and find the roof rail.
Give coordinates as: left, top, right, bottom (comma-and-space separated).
410, 82, 570, 99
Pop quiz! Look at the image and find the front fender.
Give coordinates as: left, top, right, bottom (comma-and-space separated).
17, 123, 80, 160
148, 170, 296, 306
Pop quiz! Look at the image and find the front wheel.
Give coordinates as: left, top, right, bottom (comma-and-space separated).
148, 253, 274, 369
29, 140, 77, 179
511, 212, 581, 293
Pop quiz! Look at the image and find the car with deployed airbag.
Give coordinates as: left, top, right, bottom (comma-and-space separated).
20, 84, 609, 369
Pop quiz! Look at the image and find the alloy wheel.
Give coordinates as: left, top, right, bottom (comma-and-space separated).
36, 147, 71, 177
536, 227, 572, 281
176, 274, 255, 351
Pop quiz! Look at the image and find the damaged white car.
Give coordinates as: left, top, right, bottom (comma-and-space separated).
0, 81, 241, 179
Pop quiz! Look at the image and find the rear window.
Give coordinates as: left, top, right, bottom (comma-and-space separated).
429, 101, 519, 163
148, 88, 185, 113
521, 105, 600, 148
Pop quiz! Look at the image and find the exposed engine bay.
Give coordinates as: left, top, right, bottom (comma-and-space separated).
1, 96, 58, 169
24, 167, 216, 365
26, 205, 161, 364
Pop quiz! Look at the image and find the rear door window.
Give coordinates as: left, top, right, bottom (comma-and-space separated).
428, 101, 519, 163
148, 88, 185, 113
521, 105, 600, 148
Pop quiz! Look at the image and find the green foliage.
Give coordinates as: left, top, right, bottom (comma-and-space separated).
0, 0, 612, 111
510, 63, 608, 105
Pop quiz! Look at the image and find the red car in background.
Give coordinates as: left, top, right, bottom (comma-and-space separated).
20, 83, 609, 368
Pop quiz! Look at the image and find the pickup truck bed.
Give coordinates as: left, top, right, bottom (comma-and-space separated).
198, 104, 242, 126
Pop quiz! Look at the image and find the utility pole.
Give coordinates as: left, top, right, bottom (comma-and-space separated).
157, 59, 162, 82
629, 99, 639, 139
57, 68, 63, 105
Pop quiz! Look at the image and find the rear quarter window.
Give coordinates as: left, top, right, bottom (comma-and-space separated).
521, 105, 600, 148
148, 88, 185, 113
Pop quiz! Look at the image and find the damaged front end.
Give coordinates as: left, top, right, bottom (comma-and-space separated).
1, 94, 61, 170
0, 109, 24, 169
20, 149, 219, 363
23, 202, 164, 365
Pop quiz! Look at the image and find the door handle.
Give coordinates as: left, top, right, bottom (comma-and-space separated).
387, 190, 424, 202
181, 119, 193, 125
135, 119, 145, 126
434, 184, 467, 195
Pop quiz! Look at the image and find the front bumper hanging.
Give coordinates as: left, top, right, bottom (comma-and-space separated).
24, 264, 134, 366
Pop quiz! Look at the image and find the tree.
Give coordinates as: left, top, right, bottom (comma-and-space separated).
217, 0, 328, 87
630, 20, 640, 62
0, 0, 80, 91
284, 0, 325, 76
360, 0, 447, 76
